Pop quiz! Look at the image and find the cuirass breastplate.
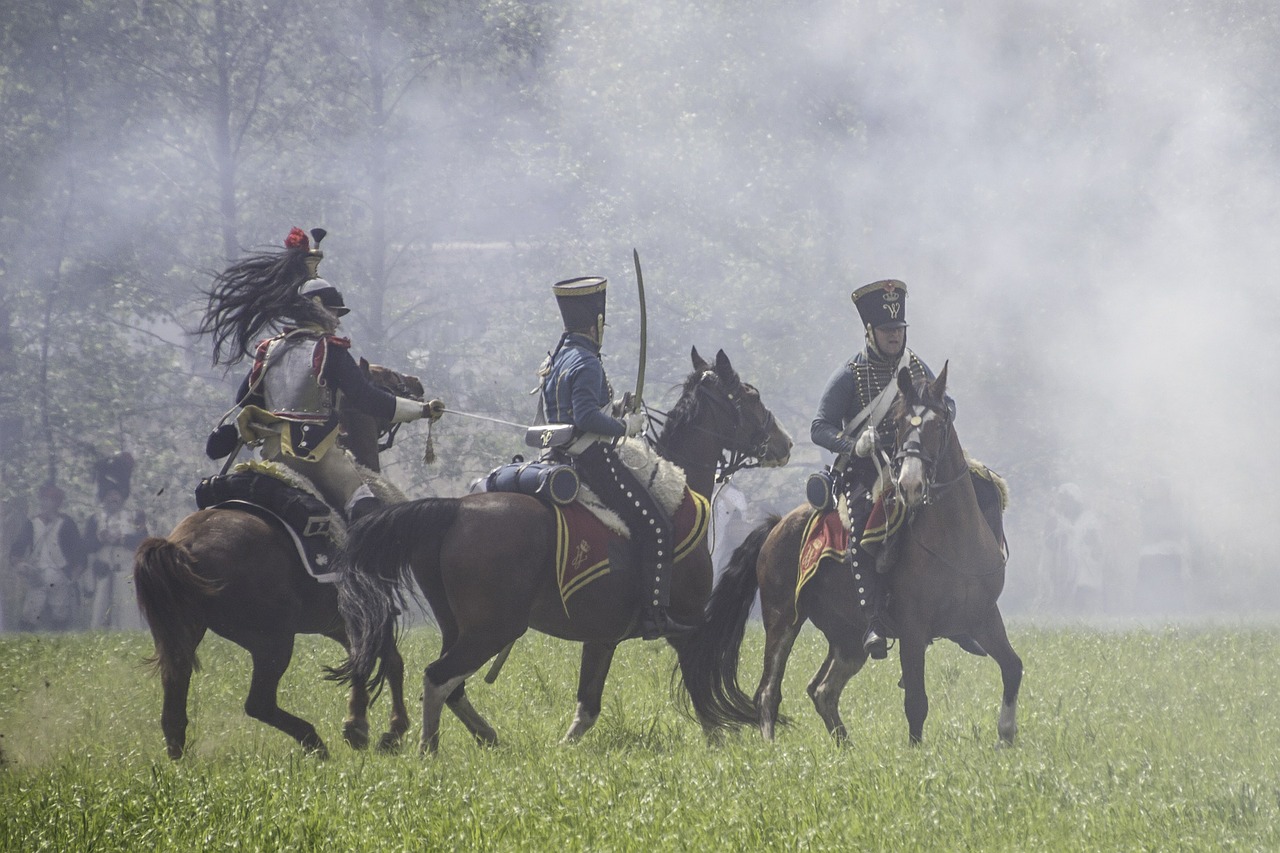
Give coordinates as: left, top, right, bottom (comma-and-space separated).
261, 337, 333, 419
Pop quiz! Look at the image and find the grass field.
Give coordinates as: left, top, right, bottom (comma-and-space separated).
1, 621, 1277, 851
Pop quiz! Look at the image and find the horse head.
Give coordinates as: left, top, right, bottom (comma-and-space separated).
658, 347, 792, 486
364, 360, 424, 404
891, 360, 955, 508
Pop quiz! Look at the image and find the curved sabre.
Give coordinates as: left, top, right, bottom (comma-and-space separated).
632, 248, 646, 412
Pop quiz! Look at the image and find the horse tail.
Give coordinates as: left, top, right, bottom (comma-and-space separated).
133, 536, 222, 680
677, 515, 781, 731
334, 498, 461, 692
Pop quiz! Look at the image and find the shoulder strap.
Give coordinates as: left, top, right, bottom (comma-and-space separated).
838, 348, 911, 442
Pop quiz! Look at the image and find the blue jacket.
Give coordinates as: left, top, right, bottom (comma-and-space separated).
541, 334, 625, 437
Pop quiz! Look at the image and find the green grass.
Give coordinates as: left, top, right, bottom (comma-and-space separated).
1, 623, 1277, 851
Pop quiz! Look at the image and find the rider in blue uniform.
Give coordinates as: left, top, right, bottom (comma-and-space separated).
540, 277, 692, 640
811, 279, 951, 659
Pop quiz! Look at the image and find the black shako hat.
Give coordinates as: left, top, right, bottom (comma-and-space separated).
95, 451, 135, 501
852, 279, 908, 329
553, 277, 607, 338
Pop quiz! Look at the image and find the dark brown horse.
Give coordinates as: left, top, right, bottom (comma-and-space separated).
683, 364, 1021, 745
133, 364, 422, 759
336, 348, 793, 752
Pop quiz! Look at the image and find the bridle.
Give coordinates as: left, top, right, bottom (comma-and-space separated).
651, 372, 779, 481
892, 398, 966, 506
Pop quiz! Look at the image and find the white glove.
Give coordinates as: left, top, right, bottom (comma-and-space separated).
854, 425, 878, 458
391, 396, 425, 424
624, 410, 646, 437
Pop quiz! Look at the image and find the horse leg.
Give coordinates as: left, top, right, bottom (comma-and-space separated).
421, 632, 504, 754
331, 625, 371, 751
445, 682, 498, 747
159, 626, 206, 760
806, 635, 867, 743
754, 618, 801, 741
378, 636, 412, 752
342, 672, 371, 751
563, 642, 616, 743
897, 631, 930, 745
969, 609, 1023, 746
334, 620, 409, 752
244, 636, 328, 757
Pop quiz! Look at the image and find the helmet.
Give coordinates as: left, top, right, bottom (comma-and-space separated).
300, 278, 349, 317
201, 226, 340, 364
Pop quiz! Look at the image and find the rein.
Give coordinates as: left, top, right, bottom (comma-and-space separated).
651, 376, 776, 482
893, 402, 963, 507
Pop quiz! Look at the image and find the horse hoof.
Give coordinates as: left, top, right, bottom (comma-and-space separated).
343, 723, 371, 751
377, 732, 404, 753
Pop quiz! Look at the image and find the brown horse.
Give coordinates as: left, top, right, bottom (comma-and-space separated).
132, 363, 422, 759
336, 348, 793, 752
682, 363, 1021, 745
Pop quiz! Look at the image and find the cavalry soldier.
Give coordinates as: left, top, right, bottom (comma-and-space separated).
811, 279, 952, 659
538, 276, 692, 640
199, 227, 444, 522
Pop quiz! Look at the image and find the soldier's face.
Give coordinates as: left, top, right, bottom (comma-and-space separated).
872, 325, 905, 357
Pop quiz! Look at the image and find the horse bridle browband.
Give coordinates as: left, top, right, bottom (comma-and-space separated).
894, 399, 966, 504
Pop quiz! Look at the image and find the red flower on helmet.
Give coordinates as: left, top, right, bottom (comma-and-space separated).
284, 227, 309, 250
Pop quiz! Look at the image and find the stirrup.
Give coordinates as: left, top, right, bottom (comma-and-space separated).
640, 608, 696, 641
863, 627, 888, 660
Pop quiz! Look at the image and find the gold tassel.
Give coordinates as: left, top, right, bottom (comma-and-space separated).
423, 420, 436, 464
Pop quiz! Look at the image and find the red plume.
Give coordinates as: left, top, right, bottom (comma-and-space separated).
284, 227, 309, 250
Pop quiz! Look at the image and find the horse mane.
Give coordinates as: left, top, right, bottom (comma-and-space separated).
659, 367, 729, 443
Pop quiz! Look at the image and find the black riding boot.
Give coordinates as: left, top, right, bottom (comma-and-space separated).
851, 543, 889, 660
576, 443, 694, 640
637, 507, 695, 641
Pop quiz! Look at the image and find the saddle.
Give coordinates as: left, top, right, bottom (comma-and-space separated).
195, 462, 343, 581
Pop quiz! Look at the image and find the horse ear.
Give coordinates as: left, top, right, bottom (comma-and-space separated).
359, 356, 370, 375
931, 361, 949, 398
714, 349, 739, 382
897, 367, 915, 399
691, 346, 710, 373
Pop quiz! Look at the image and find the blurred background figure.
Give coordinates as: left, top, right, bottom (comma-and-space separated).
83, 452, 148, 630
710, 480, 750, 579
0, 496, 29, 631
1037, 483, 1105, 616
1133, 479, 1189, 617
11, 482, 86, 631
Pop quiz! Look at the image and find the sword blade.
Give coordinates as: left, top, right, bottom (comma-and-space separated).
632, 248, 647, 411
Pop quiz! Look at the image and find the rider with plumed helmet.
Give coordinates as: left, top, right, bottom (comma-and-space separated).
539, 276, 692, 640
199, 227, 445, 521
811, 279, 952, 659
